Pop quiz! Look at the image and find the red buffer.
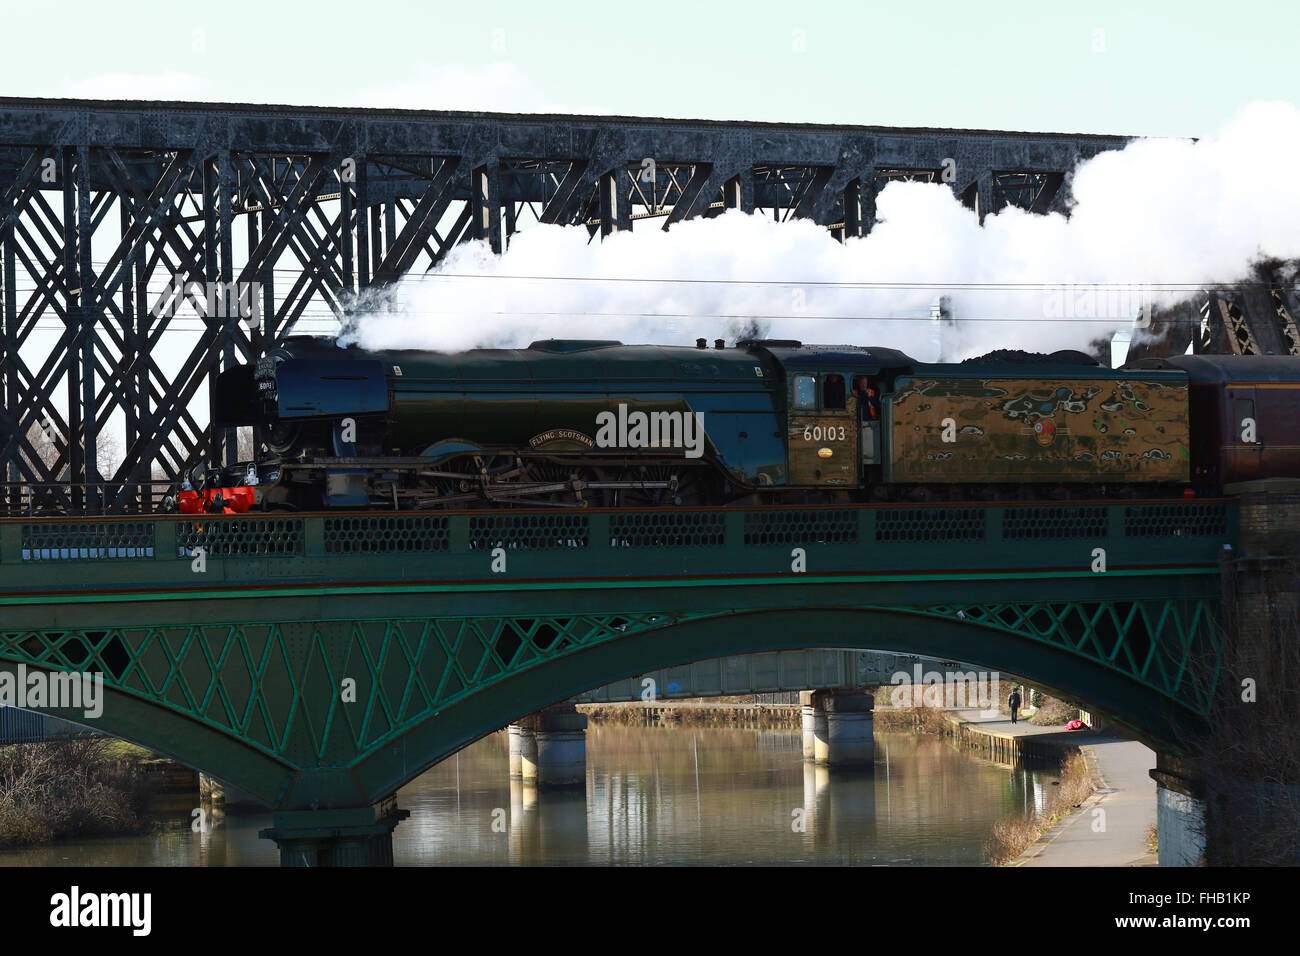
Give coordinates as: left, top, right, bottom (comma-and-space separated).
177, 487, 256, 515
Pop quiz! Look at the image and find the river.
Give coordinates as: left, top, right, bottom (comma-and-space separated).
0, 726, 1056, 866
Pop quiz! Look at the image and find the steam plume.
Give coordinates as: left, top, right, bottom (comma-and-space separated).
336, 101, 1300, 362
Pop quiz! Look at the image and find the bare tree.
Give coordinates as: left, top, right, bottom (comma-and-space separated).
1182, 566, 1300, 865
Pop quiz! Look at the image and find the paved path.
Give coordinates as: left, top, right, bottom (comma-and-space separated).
952, 710, 1157, 867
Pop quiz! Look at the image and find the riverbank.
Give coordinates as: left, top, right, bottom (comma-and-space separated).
578, 699, 800, 728
945, 709, 1157, 867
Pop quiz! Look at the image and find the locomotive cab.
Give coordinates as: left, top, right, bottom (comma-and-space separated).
741, 341, 914, 490
785, 368, 858, 486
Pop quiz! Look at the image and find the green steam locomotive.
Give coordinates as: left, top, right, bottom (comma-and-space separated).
204, 335, 1300, 510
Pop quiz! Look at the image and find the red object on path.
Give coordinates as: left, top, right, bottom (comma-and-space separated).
177, 487, 255, 515
1064, 719, 1085, 730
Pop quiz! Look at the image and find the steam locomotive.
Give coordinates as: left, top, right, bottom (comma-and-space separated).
186, 335, 1300, 512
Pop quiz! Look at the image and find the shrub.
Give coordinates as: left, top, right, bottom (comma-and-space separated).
0, 738, 150, 848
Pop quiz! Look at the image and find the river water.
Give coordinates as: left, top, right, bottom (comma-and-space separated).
0, 727, 1056, 866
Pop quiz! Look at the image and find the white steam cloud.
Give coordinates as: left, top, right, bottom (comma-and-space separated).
336, 101, 1300, 363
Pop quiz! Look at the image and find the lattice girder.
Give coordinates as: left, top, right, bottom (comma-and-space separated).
0, 591, 1218, 809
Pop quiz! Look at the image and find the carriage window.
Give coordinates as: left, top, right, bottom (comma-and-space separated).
823, 374, 846, 411
794, 375, 817, 410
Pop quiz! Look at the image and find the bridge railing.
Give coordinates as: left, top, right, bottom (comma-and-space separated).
0, 499, 1236, 592
0, 481, 175, 518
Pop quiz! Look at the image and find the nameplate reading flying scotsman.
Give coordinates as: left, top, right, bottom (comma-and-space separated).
528, 429, 596, 449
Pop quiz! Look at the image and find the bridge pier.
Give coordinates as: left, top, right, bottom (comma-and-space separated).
511, 704, 588, 789
508, 724, 534, 779
801, 694, 828, 761
259, 798, 409, 867
1180, 485, 1300, 865
1151, 753, 1207, 867
801, 690, 874, 768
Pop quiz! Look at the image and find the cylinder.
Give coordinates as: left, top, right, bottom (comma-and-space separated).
824, 692, 874, 768
530, 717, 587, 790
801, 704, 818, 760
508, 724, 530, 778
513, 724, 538, 783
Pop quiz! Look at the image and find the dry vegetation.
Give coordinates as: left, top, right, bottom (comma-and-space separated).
1144, 824, 1159, 855
985, 751, 1096, 865
579, 701, 799, 728
1027, 695, 1082, 726
870, 704, 952, 735
0, 738, 151, 848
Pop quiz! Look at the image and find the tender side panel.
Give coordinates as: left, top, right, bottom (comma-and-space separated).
887, 376, 1190, 483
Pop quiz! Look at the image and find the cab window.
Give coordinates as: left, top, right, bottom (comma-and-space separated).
823, 374, 846, 411
794, 374, 817, 410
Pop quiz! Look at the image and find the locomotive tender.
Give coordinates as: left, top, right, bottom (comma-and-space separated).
202, 335, 1300, 511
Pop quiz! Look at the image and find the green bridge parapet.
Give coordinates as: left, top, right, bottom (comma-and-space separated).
0, 498, 1236, 600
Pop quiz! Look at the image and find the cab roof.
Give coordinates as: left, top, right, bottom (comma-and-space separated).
743, 341, 917, 371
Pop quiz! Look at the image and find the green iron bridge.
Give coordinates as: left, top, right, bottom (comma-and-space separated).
0, 498, 1232, 861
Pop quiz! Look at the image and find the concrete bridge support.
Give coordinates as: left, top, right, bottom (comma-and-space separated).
259, 798, 410, 867
801, 690, 874, 768
801, 694, 828, 761
511, 704, 589, 789
1154, 754, 1201, 868
508, 724, 535, 779
1151, 753, 1207, 867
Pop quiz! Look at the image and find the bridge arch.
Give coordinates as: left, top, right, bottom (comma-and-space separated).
349, 605, 1205, 805
0, 598, 1213, 811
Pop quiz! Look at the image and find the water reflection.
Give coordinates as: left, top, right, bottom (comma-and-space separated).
0, 727, 1057, 866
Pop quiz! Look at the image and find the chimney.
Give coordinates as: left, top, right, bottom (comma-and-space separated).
695, 338, 707, 349
714, 339, 725, 350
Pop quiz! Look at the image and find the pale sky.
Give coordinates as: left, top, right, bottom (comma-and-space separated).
1, 0, 1296, 138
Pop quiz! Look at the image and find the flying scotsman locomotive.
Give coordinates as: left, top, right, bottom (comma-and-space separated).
190, 335, 1300, 511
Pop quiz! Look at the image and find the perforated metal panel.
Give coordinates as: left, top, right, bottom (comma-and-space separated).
1003, 506, 1108, 539
20, 521, 155, 560
467, 513, 589, 550
610, 511, 725, 548
875, 508, 985, 542
175, 518, 305, 557
323, 516, 450, 554
743, 509, 858, 546
1124, 503, 1229, 537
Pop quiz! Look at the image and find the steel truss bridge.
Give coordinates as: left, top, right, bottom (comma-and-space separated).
1, 99, 1298, 516
0, 498, 1231, 820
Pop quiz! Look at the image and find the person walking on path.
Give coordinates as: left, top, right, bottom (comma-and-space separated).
1007, 689, 1022, 725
